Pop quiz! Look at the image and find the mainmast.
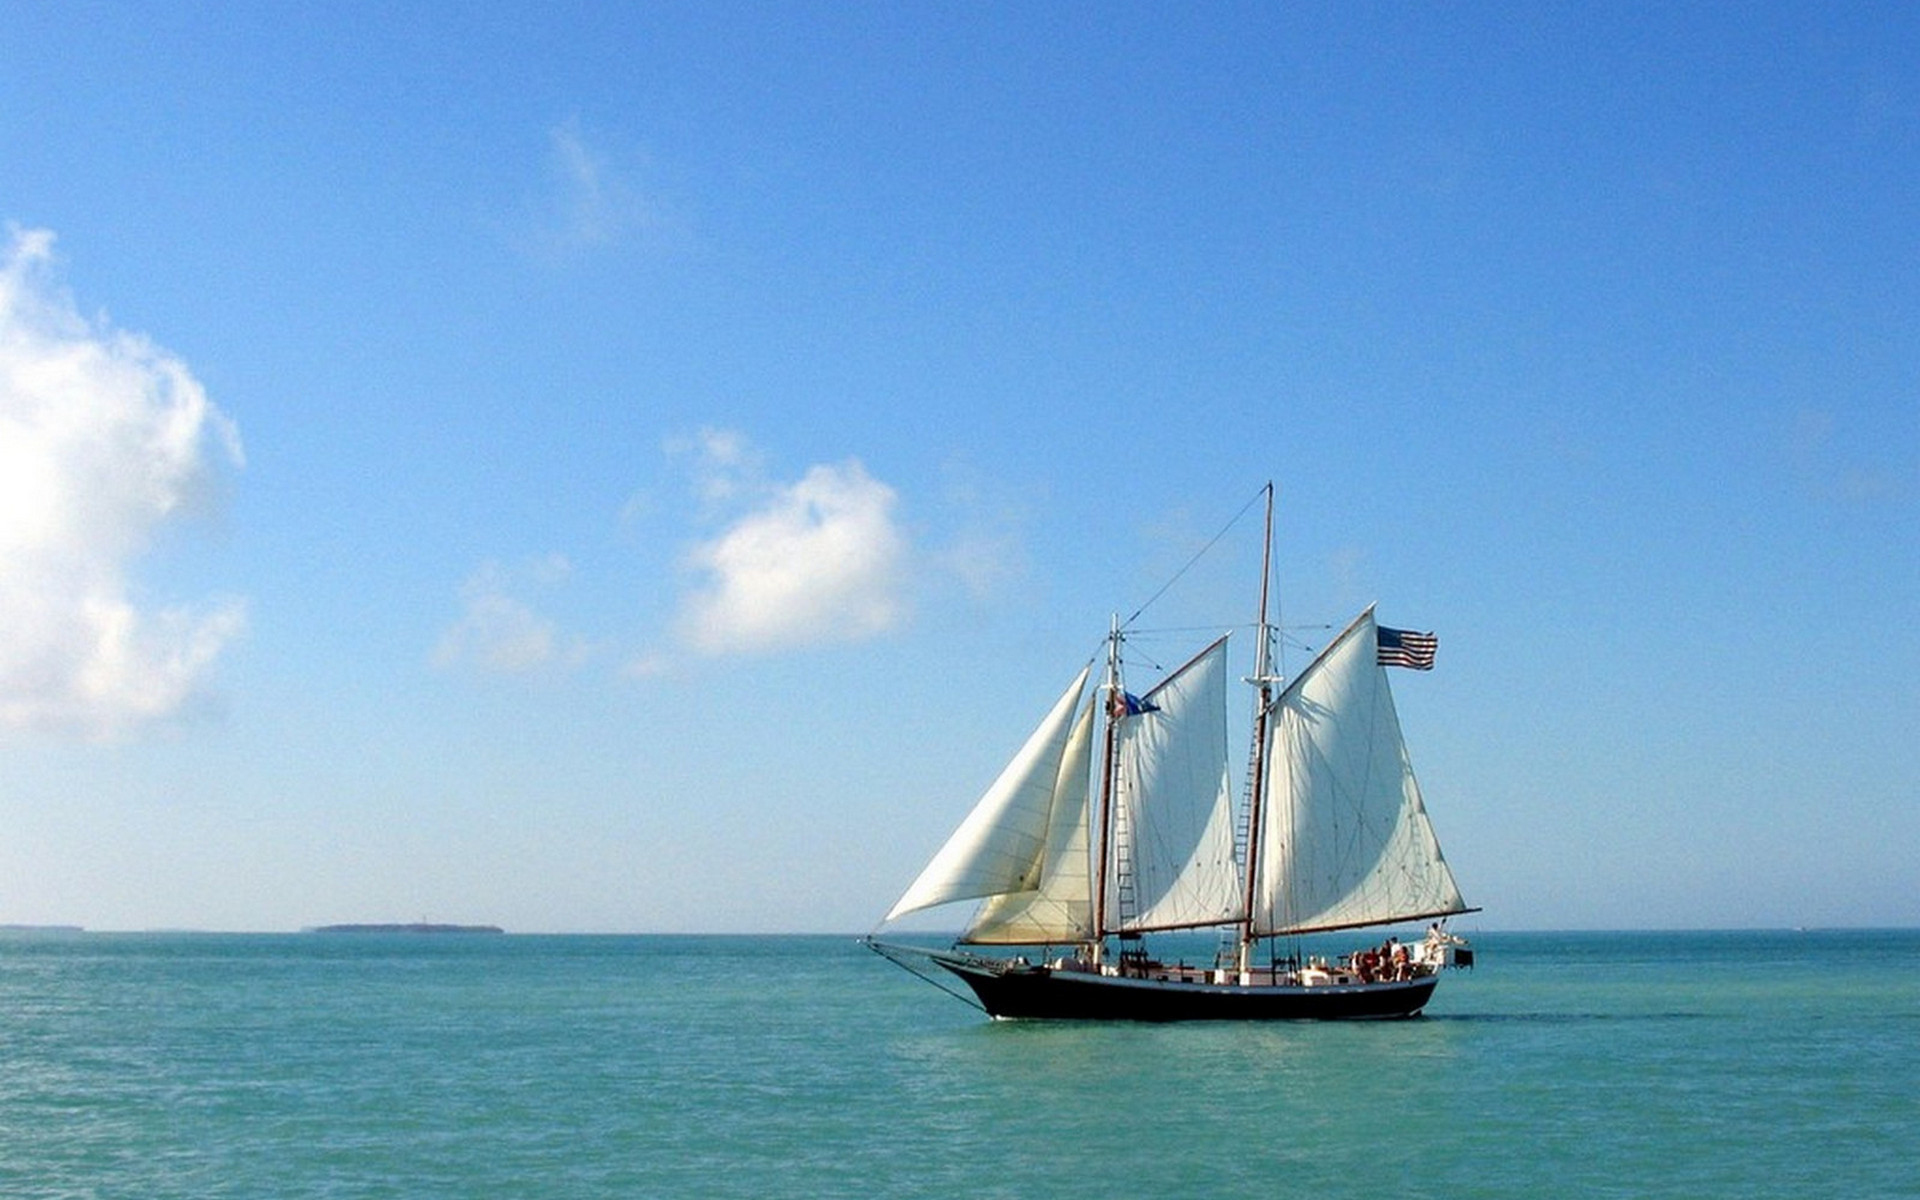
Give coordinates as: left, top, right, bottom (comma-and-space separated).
1236, 483, 1277, 974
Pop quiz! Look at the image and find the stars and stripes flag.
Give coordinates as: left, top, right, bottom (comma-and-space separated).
1376, 625, 1438, 670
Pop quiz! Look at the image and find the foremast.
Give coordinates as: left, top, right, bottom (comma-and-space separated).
1088, 614, 1123, 967
1235, 482, 1278, 975
1090, 618, 1244, 960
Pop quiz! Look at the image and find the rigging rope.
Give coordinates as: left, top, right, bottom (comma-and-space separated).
1121, 485, 1269, 629
861, 939, 987, 1014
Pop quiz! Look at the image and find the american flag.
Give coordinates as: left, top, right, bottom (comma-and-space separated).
1376, 625, 1438, 670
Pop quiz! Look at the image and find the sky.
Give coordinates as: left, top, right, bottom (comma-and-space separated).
1, 3, 1914, 934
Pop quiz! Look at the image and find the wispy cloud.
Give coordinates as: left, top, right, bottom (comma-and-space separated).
525, 118, 667, 260
0, 227, 245, 738
664, 426, 767, 509
1788, 407, 1905, 505
434, 555, 587, 675
672, 434, 908, 656
931, 461, 1030, 603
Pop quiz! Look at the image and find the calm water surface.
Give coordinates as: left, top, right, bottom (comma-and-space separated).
0, 930, 1912, 1198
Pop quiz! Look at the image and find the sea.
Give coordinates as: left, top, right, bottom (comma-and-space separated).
0, 929, 1913, 1199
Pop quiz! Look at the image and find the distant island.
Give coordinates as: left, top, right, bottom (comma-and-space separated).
0, 924, 85, 934
306, 923, 505, 935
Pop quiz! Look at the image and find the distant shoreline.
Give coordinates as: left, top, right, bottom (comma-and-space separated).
305, 923, 505, 935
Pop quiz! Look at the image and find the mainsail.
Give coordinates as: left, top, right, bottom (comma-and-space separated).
1251, 608, 1467, 936
1107, 638, 1246, 933
884, 666, 1091, 924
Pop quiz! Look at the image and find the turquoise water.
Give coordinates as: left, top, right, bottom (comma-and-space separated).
1, 930, 1913, 1198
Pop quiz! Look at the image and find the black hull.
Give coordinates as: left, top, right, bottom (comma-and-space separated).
933, 954, 1439, 1021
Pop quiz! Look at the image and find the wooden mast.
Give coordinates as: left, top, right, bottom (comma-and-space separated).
1088, 614, 1122, 966
1237, 483, 1276, 976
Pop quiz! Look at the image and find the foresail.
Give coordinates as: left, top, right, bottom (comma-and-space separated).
1252, 609, 1467, 936
962, 698, 1096, 944
884, 665, 1092, 924
1109, 638, 1246, 933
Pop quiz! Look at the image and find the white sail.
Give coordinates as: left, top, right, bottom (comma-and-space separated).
1252, 608, 1467, 936
885, 665, 1092, 924
1108, 637, 1246, 933
962, 699, 1096, 944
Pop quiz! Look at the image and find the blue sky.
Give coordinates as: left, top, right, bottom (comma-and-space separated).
2, 3, 1914, 932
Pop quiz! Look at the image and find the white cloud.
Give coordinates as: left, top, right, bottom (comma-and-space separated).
677, 452, 908, 656
434, 555, 587, 675
0, 227, 245, 738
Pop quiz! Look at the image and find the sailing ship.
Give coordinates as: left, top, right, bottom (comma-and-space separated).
865, 485, 1475, 1020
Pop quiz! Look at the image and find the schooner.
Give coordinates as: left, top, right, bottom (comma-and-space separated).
866, 485, 1476, 1020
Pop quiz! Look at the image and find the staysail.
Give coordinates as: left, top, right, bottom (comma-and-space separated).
1107, 637, 1246, 933
884, 665, 1092, 923
1251, 608, 1467, 936
962, 699, 1097, 943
